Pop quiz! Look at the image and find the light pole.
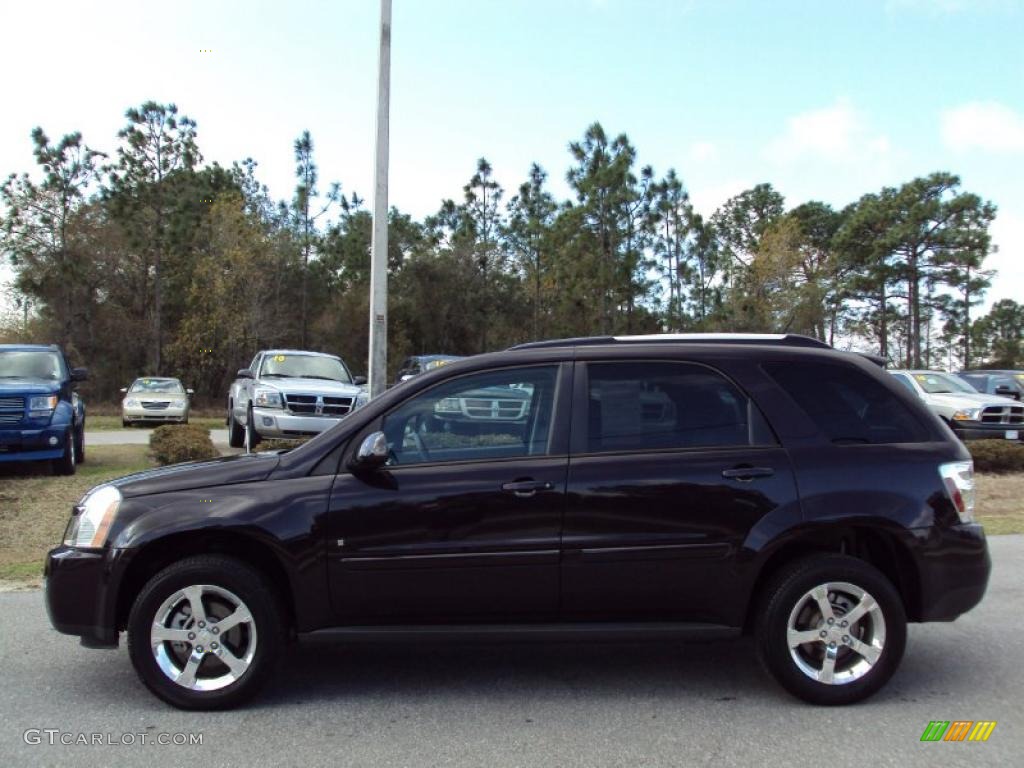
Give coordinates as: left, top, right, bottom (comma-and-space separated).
368, 0, 392, 398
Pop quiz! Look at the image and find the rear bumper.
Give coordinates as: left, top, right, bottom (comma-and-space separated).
914, 523, 991, 622
44, 546, 120, 648
0, 425, 70, 463
252, 407, 346, 438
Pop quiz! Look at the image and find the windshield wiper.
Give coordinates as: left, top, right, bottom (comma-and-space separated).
294, 375, 343, 381
260, 373, 290, 378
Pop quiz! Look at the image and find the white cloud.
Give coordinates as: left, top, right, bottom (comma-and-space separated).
763, 98, 892, 167
688, 141, 718, 163
689, 178, 754, 217
942, 102, 1024, 154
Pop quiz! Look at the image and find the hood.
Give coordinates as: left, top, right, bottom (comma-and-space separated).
926, 391, 1011, 409
260, 377, 363, 396
111, 452, 281, 498
0, 378, 60, 395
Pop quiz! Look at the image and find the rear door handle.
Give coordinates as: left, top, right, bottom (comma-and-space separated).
721, 466, 775, 481
501, 480, 554, 497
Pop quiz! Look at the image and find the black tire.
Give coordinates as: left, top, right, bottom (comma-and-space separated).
245, 406, 262, 451
755, 554, 906, 705
74, 424, 85, 464
227, 405, 244, 448
122, 419, 130, 428
127, 555, 285, 710
51, 429, 76, 476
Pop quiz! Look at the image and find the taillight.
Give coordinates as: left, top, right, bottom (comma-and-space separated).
939, 460, 975, 523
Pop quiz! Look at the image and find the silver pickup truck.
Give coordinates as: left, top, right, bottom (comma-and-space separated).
227, 349, 368, 449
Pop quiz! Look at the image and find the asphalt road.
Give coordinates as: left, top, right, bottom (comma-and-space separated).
1, 537, 1020, 768
85, 429, 230, 446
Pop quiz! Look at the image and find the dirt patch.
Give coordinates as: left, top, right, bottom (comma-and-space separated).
976, 472, 1024, 535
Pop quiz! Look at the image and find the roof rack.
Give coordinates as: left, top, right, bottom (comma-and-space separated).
509, 333, 832, 351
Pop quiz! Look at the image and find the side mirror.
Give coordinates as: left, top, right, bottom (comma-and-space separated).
353, 375, 367, 386
186, 388, 195, 396
120, 387, 128, 394
350, 431, 389, 471
70, 367, 88, 382
236, 368, 254, 379
399, 374, 413, 382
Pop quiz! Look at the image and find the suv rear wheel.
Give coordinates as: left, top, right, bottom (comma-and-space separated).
755, 554, 906, 705
127, 555, 284, 710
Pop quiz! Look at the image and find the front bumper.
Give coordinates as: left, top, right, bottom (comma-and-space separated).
914, 523, 991, 622
252, 407, 347, 438
0, 425, 70, 463
44, 546, 120, 648
950, 420, 1022, 441
123, 405, 188, 423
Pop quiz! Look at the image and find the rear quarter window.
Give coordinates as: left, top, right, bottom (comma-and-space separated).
764, 361, 932, 445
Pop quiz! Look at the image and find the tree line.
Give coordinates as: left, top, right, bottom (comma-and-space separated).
1, 101, 1021, 402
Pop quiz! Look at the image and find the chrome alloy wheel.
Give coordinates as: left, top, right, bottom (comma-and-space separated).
150, 584, 257, 691
786, 581, 886, 686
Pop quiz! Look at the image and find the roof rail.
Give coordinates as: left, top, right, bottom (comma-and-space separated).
509, 333, 832, 351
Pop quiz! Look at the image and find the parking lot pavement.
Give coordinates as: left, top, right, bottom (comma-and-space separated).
85, 429, 230, 446
2, 536, 1020, 768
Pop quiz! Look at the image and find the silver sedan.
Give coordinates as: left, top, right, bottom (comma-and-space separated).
121, 377, 193, 426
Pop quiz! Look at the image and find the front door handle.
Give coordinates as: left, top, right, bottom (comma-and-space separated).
721, 466, 775, 481
501, 479, 554, 497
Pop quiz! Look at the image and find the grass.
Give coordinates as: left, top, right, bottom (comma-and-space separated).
0, 445, 155, 585
86, 414, 225, 431
976, 472, 1024, 535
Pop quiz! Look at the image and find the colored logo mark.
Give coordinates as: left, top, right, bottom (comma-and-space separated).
920, 721, 996, 742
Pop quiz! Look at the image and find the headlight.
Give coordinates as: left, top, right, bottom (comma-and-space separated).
29, 395, 57, 411
124, 398, 139, 408
354, 393, 370, 409
169, 398, 184, 407
435, 397, 461, 413
63, 485, 121, 548
253, 387, 283, 408
952, 408, 982, 421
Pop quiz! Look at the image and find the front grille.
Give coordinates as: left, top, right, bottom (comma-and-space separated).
981, 406, 1024, 424
0, 412, 23, 425
0, 396, 25, 409
283, 394, 352, 417
461, 398, 528, 420
141, 401, 170, 410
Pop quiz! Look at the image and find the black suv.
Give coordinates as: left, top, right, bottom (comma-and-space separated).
45, 334, 990, 709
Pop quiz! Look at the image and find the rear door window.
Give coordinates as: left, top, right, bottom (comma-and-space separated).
765, 361, 931, 444
582, 361, 773, 453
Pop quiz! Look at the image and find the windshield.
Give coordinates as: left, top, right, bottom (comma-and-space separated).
260, 354, 351, 383
0, 350, 64, 380
129, 378, 184, 394
913, 372, 978, 395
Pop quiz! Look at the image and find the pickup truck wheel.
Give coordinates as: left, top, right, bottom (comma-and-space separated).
227, 406, 244, 448
127, 555, 284, 710
755, 554, 905, 705
52, 430, 76, 476
245, 406, 262, 452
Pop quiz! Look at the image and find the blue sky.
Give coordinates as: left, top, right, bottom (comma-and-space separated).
2, 0, 1022, 305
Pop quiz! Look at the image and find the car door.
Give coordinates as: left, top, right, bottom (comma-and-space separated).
560, 359, 800, 627
327, 362, 571, 623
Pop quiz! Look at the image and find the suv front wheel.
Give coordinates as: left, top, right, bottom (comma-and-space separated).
755, 554, 906, 705
127, 555, 285, 710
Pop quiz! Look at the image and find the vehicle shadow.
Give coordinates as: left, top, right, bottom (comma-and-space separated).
253, 637, 777, 708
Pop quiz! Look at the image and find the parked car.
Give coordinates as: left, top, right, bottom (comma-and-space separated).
46, 333, 990, 709
227, 349, 368, 449
121, 377, 194, 426
0, 343, 87, 475
394, 354, 463, 385
889, 369, 1023, 441
958, 370, 1024, 401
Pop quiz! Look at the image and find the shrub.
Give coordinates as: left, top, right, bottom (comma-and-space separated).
968, 440, 1024, 474
149, 424, 219, 466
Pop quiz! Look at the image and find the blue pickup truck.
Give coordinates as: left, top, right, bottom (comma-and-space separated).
0, 344, 87, 475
